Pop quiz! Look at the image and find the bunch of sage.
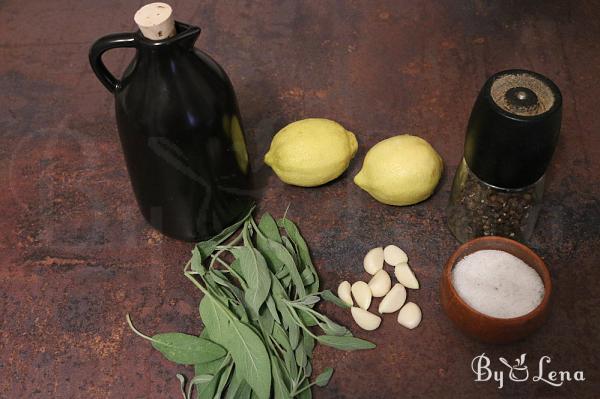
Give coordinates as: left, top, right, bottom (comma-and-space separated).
127, 206, 375, 398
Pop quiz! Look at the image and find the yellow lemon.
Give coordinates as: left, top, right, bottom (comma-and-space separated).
354, 135, 443, 206
264, 118, 358, 187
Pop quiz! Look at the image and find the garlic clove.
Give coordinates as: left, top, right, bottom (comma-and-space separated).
378, 283, 407, 314
383, 245, 409, 266
351, 281, 372, 310
351, 307, 382, 331
394, 262, 419, 289
337, 281, 353, 306
368, 269, 392, 297
363, 247, 384, 275
397, 302, 422, 329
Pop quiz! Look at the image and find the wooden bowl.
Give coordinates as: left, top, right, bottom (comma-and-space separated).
440, 236, 552, 344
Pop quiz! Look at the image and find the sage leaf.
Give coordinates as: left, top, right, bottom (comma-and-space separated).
303, 334, 315, 359
230, 258, 243, 278
195, 205, 255, 262
256, 216, 284, 274
304, 362, 312, 378
287, 312, 300, 349
223, 370, 243, 399
281, 274, 292, 288
231, 247, 271, 313
200, 296, 272, 399
187, 374, 215, 399
300, 267, 315, 287
213, 362, 234, 399
207, 271, 244, 304
272, 323, 292, 352
204, 275, 234, 303
151, 333, 227, 365
126, 315, 226, 365
257, 235, 285, 274
281, 236, 300, 269
270, 354, 291, 399
315, 367, 334, 387
259, 212, 282, 243
191, 247, 207, 275
195, 357, 224, 375
195, 358, 226, 399
295, 341, 308, 368
210, 270, 245, 300
279, 218, 319, 293
224, 370, 250, 399
283, 345, 298, 381
271, 276, 299, 341
231, 380, 252, 399
320, 289, 351, 309
258, 307, 275, 336
316, 335, 376, 351
230, 301, 250, 323
266, 239, 306, 298
318, 318, 351, 337
275, 268, 289, 280
297, 295, 320, 306
265, 296, 281, 324
298, 309, 319, 327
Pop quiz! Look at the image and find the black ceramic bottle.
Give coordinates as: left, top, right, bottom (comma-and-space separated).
89, 19, 253, 242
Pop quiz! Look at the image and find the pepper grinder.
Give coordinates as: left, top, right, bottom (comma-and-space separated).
447, 69, 562, 243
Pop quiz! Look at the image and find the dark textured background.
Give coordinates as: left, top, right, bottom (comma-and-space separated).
1, 1, 599, 398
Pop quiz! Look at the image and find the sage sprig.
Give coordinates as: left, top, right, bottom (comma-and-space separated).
128, 207, 375, 398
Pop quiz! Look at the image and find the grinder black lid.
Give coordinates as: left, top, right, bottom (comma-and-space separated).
464, 69, 562, 189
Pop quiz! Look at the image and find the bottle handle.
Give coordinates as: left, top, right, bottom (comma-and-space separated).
89, 33, 138, 93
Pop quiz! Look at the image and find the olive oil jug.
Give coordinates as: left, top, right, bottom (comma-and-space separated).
89, 3, 252, 241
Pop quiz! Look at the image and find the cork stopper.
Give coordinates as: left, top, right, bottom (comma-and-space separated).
134, 2, 176, 40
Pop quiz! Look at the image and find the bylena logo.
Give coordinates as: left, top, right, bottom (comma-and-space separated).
471, 353, 585, 389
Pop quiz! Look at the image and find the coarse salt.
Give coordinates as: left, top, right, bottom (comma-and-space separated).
452, 249, 544, 319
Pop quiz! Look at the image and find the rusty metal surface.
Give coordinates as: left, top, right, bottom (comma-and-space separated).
1, 0, 600, 398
